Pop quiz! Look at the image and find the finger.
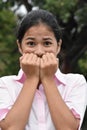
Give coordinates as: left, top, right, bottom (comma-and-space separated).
20, 53, 33, 65
46, 53, 59, 69
19, 56, 23, 61
19, 53, 26, 61
45, 53, 53, 63
40, 57, 44, 68
48, 53, 55, 60
36, 57, 40, 67
48, 53, 58, 63
31, 54, 39, 63
19, 54, 25, 67
56, 57, 59, 63
42, 54, 48, 64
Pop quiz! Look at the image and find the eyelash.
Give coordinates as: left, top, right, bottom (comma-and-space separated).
26, 41, 52, 47
26, 42, 35, 46
44, 41, 52, 46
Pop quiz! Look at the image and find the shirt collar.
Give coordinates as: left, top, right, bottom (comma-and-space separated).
14, 69, 66, 86
55, 69, 66, 86
14, 69, 26, 83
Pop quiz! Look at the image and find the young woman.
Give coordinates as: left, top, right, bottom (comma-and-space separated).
0, 9, 87, 130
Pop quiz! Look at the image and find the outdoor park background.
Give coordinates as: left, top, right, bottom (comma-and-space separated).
0, 0, 87, 129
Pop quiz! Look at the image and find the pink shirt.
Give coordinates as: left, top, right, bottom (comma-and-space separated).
0, 69, 87, 130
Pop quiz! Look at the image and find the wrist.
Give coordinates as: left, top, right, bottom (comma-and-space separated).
41, 76, 54, 85
24, 76, 39, 87
41, 77, 57, 91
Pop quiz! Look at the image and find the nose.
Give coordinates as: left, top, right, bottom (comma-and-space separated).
34, 45, 45, 57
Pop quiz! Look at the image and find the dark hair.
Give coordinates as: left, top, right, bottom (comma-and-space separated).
16, 9, 62, 43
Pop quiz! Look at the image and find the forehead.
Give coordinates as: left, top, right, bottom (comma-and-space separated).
24, 23, 55, 38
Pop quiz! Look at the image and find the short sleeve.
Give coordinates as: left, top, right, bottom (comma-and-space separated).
66, 75, 87, 129
0, 79, 11, 121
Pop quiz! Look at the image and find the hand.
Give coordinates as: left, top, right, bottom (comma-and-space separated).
40, 53, 59, 81
20, 53, 40, 80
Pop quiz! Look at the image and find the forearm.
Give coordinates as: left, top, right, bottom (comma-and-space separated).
0, 77, 38, 130
42, 78, 79, 130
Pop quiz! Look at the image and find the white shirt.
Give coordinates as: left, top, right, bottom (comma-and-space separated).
0, 69, 87, 130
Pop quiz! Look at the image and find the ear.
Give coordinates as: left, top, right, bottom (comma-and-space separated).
56, 39, 62, 55
17, 40, 23, 54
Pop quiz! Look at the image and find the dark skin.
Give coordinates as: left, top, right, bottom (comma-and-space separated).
0, 23, 80, 130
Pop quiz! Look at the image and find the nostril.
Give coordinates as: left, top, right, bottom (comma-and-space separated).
34, 48, 45, 57
37, 54, 43, 58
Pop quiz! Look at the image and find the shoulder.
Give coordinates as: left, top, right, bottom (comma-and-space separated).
0, 75, 16, 85
56, 69, 87, 86
63, 72, 87, 87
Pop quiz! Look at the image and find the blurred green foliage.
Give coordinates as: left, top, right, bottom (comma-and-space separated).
34, 0, 87, 79
78, 51, 87, 76
0, 0, 87, 79
0, 0, 87, 129
0, 5, 20, 76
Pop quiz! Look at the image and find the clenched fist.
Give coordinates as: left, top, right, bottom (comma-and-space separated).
40, 53, 58, 81
20, 53, 40, 80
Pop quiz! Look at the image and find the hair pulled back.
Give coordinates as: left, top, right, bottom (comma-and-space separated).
17, 9, 62, 43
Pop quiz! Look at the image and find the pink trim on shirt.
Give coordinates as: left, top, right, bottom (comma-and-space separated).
15, 69, 66, 85
0, 108, 9, 120
71, 108, 80, 119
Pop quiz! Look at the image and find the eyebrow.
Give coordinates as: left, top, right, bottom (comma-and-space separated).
43, 37, 52, 41
25, 36, 52, 41
26, 37, 35, 40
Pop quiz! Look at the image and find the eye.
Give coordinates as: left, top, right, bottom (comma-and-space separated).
44, 41, 52, 46
26, 41, 36, 47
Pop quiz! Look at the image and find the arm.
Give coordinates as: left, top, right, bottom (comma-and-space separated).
42, 78, 79, 130
0, 78, 38, 130
0, 53, 40, 130
40, 53, 80, 130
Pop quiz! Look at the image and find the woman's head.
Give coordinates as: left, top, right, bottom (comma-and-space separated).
16, 9, 62, 44
17, 9, 62, 57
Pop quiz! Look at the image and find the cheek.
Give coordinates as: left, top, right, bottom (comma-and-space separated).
21, 46, 35, 54
45, 48, 57, 55
52, 48, 59, 56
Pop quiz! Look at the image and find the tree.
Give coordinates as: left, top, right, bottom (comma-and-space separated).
34, 0, 87, 79
3, 0, 87, 78
0, 1, 20, 76
0, 0, 87, 129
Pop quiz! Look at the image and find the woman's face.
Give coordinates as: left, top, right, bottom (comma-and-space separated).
17, 23, 62, 57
